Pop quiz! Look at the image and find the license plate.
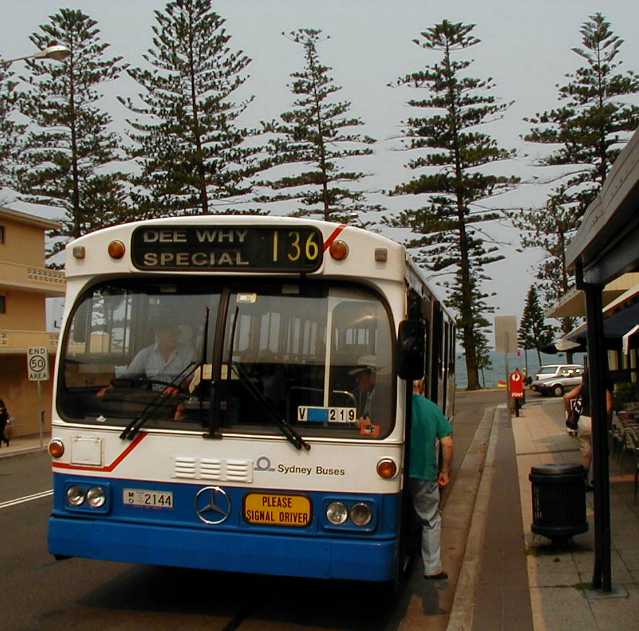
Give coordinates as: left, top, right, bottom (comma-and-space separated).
244, 493, 311, 527
123, 488, 174, 509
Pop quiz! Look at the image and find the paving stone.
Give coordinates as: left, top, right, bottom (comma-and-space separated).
620, 551, 639, 570
589, 584, 639, 631
529, 587, 598, 631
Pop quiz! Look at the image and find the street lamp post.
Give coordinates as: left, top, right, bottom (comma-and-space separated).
1, 42, 71, 69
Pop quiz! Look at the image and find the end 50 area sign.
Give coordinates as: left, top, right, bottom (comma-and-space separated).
27, 346, 49, 381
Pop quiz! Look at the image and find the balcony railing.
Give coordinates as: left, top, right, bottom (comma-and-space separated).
0, 260, 65, 296
0, 329, 59, 354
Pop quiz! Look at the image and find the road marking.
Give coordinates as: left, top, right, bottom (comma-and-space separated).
0, 490, 53, 510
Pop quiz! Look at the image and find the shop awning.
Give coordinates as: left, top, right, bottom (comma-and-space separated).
562, 284, 639, 346
547, 273, 639, 318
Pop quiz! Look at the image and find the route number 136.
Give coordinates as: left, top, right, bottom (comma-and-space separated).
273, 231, 320, 263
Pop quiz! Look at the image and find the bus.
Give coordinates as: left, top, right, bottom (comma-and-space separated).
48, 216, 455, 583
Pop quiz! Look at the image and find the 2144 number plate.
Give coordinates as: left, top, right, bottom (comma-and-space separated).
123, 489, 173, 509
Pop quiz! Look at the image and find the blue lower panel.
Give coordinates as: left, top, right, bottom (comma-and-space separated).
49, 516, 398, 581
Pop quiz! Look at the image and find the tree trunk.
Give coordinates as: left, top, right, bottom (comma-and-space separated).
187, 11, 209, 214
443, 40, 480, 391
68, 55, 82, 238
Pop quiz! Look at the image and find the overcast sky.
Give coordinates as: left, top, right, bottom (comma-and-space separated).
2, 0, 638, 336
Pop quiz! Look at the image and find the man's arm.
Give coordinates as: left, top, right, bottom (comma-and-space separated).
438, 435, 454, 487
98, 347, 151, 398
121, 346, 152, 378
563, 384, 582, 413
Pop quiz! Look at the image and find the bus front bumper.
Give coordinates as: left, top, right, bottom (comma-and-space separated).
48, 516, 399, 582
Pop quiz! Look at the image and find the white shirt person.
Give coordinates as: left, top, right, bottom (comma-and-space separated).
115, 323, 196, 391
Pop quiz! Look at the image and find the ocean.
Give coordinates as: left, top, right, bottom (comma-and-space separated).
455, 350, 587, 389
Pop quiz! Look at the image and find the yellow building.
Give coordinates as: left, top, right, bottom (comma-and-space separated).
0, 206, 65, 438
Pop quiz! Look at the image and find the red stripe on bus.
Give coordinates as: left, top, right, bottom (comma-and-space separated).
52, 431, 148, 472
323, 224, 347, 251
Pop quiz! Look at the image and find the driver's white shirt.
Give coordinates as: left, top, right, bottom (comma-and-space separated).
122, 343, 195, 384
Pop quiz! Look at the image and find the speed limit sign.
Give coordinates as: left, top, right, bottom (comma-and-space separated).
27, 346, 49, 381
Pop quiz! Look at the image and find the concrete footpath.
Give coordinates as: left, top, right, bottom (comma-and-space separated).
0, 432, 49, 458
514, 397, 639, 630
451, 396, 639, 631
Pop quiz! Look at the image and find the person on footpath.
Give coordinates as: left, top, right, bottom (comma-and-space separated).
410, 379, 454, 580
564, 366, 613, 490
0, 399, 11, 447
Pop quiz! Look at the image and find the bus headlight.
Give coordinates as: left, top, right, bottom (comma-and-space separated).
86, 486, 106, 508
326, 501, 349, 525
350, 502, 373, 526
66, 485, 86, 506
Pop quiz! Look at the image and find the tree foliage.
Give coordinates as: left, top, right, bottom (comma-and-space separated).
120, 0, 258, 217
18, 9, 129, 254
518, 285, 555, 364
475, 320, 493, 388
512, 187, 579, 338
525, 13, 639, 212
0, 64, 23, 198
519, 13, 639, 338
257, 29, 375, 222
388, 20, 518, 390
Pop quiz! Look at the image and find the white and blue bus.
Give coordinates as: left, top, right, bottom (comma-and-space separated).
48, 216, 455, 583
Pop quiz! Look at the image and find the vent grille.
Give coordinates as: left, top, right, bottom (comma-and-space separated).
174, 457, 197, 479
174, 457, 253, 482
226, 459, 252, 482
200, 458, 223, 481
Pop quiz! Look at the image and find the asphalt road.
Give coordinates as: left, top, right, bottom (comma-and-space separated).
0, 390, 501, 631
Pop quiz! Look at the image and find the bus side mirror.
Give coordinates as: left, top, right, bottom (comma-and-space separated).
397, 319, 425, 380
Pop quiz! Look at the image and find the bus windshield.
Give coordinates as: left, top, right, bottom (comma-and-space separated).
58, 279, 394, 439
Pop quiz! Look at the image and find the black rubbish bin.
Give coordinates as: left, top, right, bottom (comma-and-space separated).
529, 463, 588, 544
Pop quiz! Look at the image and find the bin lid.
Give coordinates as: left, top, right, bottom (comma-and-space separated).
530, 463, 584, 475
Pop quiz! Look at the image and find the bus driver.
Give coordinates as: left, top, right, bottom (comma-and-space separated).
122, 321, 195, 387
350, 356, 376, 419
98, 321, 195, 399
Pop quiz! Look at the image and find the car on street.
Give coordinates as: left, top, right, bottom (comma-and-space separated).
529, 364, 584, 397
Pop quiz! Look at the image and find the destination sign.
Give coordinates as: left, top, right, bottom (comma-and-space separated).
131, 225, 323, 272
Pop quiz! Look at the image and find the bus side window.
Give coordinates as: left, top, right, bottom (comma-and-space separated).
422, 320, 430, 391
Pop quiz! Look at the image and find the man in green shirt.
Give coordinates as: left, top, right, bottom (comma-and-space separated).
409, 380, 454, 580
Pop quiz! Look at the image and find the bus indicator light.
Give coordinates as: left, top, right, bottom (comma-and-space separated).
48, 439, 64, 458
108, 240, 126, 259
329, 240, 349, 261
376, 458, 397, 479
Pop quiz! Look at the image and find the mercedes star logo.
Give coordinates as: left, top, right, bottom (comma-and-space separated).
195, 486, 231, 525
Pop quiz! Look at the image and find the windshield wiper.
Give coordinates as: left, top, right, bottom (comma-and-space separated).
231, 360, 310, 451
120, 361, 198, 440
224, 305, 309, 451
